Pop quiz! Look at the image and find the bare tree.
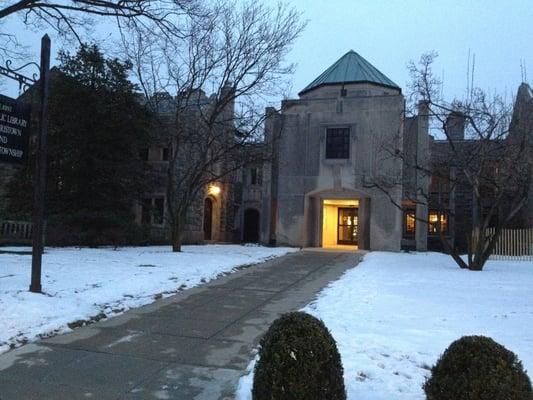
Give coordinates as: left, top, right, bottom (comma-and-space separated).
367, 52, 532, 271
0, 0, 201, 62
124, 1, 304, 251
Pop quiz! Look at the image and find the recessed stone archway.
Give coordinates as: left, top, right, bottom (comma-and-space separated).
303, 187, 371, 250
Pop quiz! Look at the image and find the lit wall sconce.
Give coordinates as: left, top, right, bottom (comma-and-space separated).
208, 184, 221, 196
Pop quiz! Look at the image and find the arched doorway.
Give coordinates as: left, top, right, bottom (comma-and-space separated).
243, 208, 260, 243
203, 198, 213, 240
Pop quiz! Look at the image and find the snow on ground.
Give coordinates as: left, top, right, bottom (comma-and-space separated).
0, 244, 297, 355
236, 251, 533, 400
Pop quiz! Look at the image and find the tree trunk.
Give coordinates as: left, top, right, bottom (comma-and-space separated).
172, 234, 182, 252
171, 213, 185, 252
438, 228, 469, 269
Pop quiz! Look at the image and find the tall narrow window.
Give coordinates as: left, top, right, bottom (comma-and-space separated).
162, 147, 170, 161
326, 128, 350, 159
153, 197, 165, 224
141, 197, 165, 225
428, 211, 448, 235
250, 167, 257, 185
141, 199, 151, 225
404, 211, 416, 235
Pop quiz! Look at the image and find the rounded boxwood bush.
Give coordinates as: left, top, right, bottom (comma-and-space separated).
424, 335, 533, 400
252, 311, 346, 400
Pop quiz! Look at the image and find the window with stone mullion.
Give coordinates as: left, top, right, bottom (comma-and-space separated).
326, 128, 350, 159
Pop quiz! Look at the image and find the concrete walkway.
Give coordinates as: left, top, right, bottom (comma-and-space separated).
0, 250, 361, 400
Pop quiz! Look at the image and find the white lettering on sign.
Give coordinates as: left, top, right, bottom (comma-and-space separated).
0, 146, 23, 158
0, 95, 30, 164
5, 114, 28, 128
0, 124, 21, 136
0, 113, 28, 128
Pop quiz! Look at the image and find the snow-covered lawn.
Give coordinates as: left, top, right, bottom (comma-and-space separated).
0, 244, 297, 355
236, 251, 533, 400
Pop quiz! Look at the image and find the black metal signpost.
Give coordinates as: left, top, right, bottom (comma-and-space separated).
29, 35, 51, 293
0, 34, 50, 293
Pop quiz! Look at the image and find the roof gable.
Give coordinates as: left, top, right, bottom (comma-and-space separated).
299, 50, 400, 96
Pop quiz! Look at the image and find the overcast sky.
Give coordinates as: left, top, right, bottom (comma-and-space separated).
2, 0, 532, 102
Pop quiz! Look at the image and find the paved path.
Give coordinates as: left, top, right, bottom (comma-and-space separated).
0, 249, 361, 400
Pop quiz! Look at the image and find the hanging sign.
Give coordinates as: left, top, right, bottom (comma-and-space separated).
0, 94, 31, 165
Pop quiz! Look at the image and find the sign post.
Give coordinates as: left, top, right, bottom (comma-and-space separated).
0, 34, 50, 293
30, 35, 51, 293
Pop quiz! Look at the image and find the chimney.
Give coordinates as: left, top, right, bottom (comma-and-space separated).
218, 82, 235, 138
415, 100, 430, 252
220, 81, 235, 123
445, 112, 466, 141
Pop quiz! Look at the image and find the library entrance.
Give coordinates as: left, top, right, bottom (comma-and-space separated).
322, 199, 359, 249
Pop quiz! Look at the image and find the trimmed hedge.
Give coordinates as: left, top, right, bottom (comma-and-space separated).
252, 311, 346, 400
424, 335, 533, 400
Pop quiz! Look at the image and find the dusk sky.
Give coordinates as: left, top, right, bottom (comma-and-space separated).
287, 0, 533, 102
2, 0, 533, 102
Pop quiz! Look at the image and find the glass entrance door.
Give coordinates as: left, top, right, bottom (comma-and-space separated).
338, 207, 358, 245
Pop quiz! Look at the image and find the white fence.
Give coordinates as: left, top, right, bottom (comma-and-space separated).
488, 227, 533, 261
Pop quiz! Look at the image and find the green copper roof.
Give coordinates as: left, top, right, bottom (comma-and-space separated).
299, 50, 400, 95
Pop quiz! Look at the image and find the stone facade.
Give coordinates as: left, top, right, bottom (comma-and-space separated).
134, 89, 241, 244
260, 51, 405, 251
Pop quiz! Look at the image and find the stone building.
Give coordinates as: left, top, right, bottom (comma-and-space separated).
134, 87, 240, 244
135, 85, 266, 245
402, 84, 533, 252
258, 50, 532, 252
402, 110, 477, 252
234, 145, 264, 243
509, 83, 533, 228
1, 52, 530, 250
260, 50, 405, 251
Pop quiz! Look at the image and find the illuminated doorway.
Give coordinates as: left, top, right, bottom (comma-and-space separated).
322, 199, 359, 249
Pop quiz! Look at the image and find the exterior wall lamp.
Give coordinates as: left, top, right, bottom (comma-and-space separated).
208, 184, 221, 196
